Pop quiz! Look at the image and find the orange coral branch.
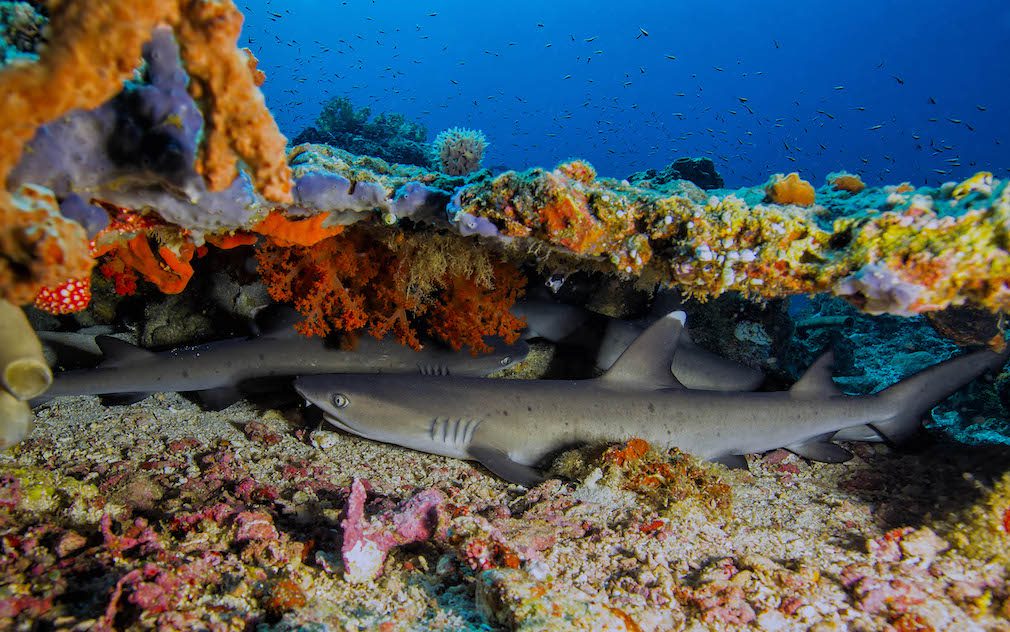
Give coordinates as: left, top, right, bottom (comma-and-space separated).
174, 0, 292, 203
101, 234, 196, 295
253, 211, 345, 247
205, 231, 258, 249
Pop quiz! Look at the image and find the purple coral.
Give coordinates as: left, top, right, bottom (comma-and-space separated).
835, 262, 924, 316
293, 171, 387, 217
340, 478, 447, 583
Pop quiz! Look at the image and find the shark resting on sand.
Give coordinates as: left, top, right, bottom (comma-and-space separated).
296, 310, 1009, 487
33, 316, 528, 408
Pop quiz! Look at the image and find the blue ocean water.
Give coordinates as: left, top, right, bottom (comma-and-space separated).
243, 0, 1010, 187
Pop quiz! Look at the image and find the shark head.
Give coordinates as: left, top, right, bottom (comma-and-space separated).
294, 373, 478, 459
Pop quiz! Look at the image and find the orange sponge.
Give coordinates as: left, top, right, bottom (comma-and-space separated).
827, 172, 866, 194
765, 173, 816, 207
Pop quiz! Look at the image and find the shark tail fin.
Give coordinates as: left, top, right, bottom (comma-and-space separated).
870, 347, 1009, 445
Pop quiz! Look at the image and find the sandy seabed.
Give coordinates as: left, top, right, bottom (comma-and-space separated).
1, 391, 1009, 631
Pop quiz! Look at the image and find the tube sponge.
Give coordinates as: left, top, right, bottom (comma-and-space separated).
0, 390, 33, 450
0, 298, 51, 400
433, 127, 488, 176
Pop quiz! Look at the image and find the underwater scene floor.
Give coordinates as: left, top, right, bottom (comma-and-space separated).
2, 393, 1009, 631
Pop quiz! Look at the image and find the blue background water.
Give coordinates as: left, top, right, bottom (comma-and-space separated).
242, 0, 1009, 187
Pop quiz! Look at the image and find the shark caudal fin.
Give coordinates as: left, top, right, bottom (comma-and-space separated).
870, 346, 1009, 444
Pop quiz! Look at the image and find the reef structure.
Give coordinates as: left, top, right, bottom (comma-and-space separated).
2, 2, 1009, 338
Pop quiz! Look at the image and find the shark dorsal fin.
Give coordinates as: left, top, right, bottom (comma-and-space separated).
790, 351, 842, 398
95, 336, 152, 366
601, 310, 687, 389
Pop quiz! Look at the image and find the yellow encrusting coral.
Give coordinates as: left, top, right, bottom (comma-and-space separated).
945, 471, 1010, 567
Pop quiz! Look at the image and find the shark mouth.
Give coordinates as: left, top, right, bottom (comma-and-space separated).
322, 413, 360, 435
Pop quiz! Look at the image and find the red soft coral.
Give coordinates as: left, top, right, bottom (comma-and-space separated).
427, 261, 527, 354
255, 229, 526, 353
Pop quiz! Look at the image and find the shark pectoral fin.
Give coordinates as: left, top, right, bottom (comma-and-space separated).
95, 336, 152, 367
789, 351, 843, 398
601, 310, 687, 389
786, 435, 852, 463
468, 444, 546, 487
188, 387, 243, 411
832, 425, 885, 442
711, 454, 749, 469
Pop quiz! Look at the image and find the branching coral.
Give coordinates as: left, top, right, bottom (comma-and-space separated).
255, 228, 526, 353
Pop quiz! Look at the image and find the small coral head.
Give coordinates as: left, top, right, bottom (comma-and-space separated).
34, 276, 92, 315
433, 127, 488, 176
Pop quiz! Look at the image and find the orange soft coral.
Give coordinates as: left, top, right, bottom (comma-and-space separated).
255, 231, 383, 339
765, 172, 816, 207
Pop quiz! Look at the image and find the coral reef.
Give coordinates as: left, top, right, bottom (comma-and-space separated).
5, 396, 1008, 629
293, 96, 431, 168
553, 438, 733, 519
0, 0, 291, 307
944, 471, 1010, 567
433, 127, 488, 176
0, 1, 44, 65
340, 478, 447, 583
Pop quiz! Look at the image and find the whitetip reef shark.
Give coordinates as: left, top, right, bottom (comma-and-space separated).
32, 314, 528, 408
295, 311, 1008, 486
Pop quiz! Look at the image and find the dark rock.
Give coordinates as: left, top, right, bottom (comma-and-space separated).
627, 157, 724, 190
925, 303, 1003, 348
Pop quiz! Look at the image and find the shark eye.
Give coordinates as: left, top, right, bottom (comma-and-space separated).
331, 393, 350, 408
500, 356, 512, 366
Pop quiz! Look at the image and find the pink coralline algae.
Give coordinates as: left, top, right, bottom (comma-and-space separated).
340, 478, 447, 583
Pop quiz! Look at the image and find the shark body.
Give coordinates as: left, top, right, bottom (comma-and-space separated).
296, 311, 1007, 486
34, 328, 528, 407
